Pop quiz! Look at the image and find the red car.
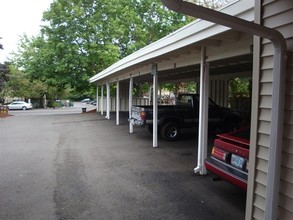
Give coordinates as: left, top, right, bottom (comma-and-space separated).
205, 127, 250, 190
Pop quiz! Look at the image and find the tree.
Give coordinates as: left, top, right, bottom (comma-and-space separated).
0, 37, 6, 103
5, 65, 46, 101
0, 63, 9, 103
11, 0, 192, 98
106, 0, 193, 57
188, 0, 234, 9
229, 77, 251, 98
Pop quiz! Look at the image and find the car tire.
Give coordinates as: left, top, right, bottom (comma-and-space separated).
22, 106, 27, 110
160, 122, 180, 141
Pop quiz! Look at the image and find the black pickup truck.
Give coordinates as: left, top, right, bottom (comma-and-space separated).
130, 94, 242, 141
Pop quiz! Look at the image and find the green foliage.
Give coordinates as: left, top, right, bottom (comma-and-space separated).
161, 83, 175, 92
10, 0, 192, 99
0, 63, 9, 103
140, 82, 151, 96
135, 81, 197, 98
107, 0, 192, 57
6, 65, 46, 100
189, 0, 234, 9
171, 82, 197, 94
229, 77, 251, 97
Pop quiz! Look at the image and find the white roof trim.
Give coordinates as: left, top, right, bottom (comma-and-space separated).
90, 0, 254, 83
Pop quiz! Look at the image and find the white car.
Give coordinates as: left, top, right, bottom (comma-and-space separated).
7, 101, 33, 110
81, 98, 91, 103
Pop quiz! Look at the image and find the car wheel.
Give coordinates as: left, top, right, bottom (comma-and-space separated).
160, 122, 180, 141
22, 106, 27, 110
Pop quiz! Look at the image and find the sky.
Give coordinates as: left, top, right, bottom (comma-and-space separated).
0, 0, 54, 63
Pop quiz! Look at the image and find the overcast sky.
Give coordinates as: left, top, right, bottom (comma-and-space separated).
0, 0, 53, 63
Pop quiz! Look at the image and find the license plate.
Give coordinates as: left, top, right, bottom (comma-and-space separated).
231, 154, 245, 170
132, 111, 140, 119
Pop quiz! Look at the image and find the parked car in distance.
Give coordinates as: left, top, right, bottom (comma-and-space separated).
81, 98, 91, 103
7, 101, 33, 110
205, 126, 250, 190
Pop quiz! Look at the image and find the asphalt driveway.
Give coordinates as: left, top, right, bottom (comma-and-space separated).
0, 109, 246, 220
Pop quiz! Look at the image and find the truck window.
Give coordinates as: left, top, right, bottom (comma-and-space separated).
194, 95, 218, 107
177, 95, 193, 106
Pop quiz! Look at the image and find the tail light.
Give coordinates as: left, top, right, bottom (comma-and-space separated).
140, 111, 146, 121
212, 147, 229, 162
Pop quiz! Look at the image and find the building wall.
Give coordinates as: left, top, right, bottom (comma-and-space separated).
246, 0, 293, 219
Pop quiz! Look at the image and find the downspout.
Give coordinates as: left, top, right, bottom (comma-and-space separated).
194, 47, 209, 175
161, 1, 287, 219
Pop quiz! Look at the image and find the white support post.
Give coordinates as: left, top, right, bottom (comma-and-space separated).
101, 85, 104, 115
152, 64, 158, 147
194, 47, 209, 175
106, 81, 110, 119
149, 86, 152, 105
96, 85, 99, 112
129, 76, 133, 133
116, 80, 120, 125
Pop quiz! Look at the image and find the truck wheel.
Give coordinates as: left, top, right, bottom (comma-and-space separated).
161, 122, 180, 141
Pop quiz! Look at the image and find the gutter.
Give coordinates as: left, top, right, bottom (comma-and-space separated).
161, 0, 287, 219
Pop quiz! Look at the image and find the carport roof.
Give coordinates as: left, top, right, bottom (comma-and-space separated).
90, 0, 254, 84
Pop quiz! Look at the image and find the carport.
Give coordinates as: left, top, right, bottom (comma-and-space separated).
90, 0, 253, 175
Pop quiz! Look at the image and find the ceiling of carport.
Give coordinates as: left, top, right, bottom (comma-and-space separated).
117, 32, 251, 84
92, 29, 253, 85
130, 53, 253, 84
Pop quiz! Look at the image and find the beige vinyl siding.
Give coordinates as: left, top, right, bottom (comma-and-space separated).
283, 139, 293, 154
246, 0, 293, 219
258, 109, 271, 121
279, 207, 293, 220
274, 2, 292, 219
281, 44, 293, 218
284, 95, 293, 110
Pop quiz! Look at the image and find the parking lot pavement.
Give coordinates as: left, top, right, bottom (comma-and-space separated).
0, 110, 246, 220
